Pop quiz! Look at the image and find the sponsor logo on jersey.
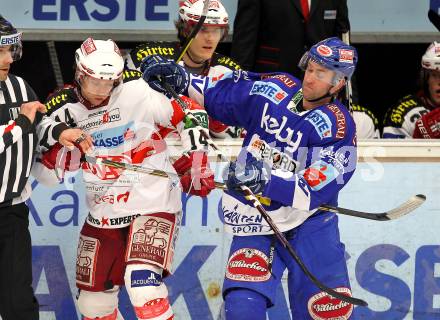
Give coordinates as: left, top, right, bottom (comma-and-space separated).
45, 92, 70, 111
388, 96, 419, 125
87, 213, 141, 227
250, 81, 287, 104
339, 49, 354, 64
92, 121, 135, 148
247, 134, 298, 172
326, 105, 346, 139
307, 288, 353, 320
226, 248, 271, 282
131, 270, 162, 287
305, 110, 333, 139
216, 56, 241, 71
223, 204, 265, 234
319, 148, 351, 174
260, 103, 303, 153
0, 32, 21, 45
76, 235, 99, 287
261, 74, 297, 88
317, 45, 332, 57
93, 191, 130, 205
135, 45, 177, 62
78, 108, 121, 130
127, 215, 175, 269
302, 161, 340, 190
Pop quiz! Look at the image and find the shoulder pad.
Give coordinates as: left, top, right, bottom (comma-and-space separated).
45, 87, 77, 115
383, 94, 425, 126
123, 69, 142, 82
130, 41, 180, 68
211, 52, 241, 71
352, 104, 379, 127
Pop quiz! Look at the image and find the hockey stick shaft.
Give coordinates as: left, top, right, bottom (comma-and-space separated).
341, 32, 353, 112
240, 185, 367, 306
88, 156, 425, 222
176, 0, 210, 63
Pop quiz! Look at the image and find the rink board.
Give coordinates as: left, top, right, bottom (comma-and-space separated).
25, 141, 440, 320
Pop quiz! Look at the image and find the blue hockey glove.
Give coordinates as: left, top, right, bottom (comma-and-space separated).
140, 54, 189, 95
225, 158, 270, 195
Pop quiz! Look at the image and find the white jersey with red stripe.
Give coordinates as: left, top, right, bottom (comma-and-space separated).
36, 70, 208, 229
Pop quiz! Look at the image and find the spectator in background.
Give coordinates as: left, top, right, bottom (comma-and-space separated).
231, 0, 350, 77
127, 0, 243, 139
383, 41, 440, 138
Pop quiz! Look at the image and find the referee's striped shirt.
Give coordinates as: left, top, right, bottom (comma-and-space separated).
0, 74, 66, 207
0, 74, 38, 207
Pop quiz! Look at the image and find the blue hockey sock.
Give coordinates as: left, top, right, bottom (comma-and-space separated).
224, 289, 267, 320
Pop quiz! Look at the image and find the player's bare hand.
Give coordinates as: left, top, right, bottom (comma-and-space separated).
58, 128, 94, 153
20, 101, 47, 124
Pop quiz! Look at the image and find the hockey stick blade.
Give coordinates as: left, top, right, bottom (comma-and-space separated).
321, 194, 426, 221
428, 9, 440, 31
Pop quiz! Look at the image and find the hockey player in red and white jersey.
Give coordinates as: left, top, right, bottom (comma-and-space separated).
383, 41, 440, 138
35, 38, 215, 320
127, 0, 243, 139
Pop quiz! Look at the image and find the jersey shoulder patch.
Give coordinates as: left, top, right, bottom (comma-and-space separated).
211, 52, 241, 71
45, 87, 77, 115
123, 69, 142, 82
383, 94, 426, 127
130, 41, 180, 68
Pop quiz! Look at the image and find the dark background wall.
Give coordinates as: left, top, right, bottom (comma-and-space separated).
10, 41, 428, 132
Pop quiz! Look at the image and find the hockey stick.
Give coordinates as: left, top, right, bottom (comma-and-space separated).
176, 0, 210, 63
239, 185, 367, 306
428, 9, 440, 31
341, 32, 353, 112
83, 154, 366, 305
84, 155, 426, 222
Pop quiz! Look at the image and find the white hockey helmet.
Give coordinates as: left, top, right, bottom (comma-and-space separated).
421, 41, 440, 71
75, 38, 124, 81
179, 0, 229, 27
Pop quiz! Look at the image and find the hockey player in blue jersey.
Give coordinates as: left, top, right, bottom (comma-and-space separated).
141, 37, 358, 319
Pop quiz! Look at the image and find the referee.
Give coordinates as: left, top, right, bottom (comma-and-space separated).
0, 16, 92, 320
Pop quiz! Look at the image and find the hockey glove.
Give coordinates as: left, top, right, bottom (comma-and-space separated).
225, 158, 270, 195
173, 151, 215, 197
413, 108, 440, 138
41, 142, 84, 171
141, 54, 189, 96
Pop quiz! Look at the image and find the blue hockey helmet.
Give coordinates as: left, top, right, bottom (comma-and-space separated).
0, 15, 22, 61
299, 37, 357, 81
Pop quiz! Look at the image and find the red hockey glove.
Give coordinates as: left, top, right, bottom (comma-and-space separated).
173, 151, 215, 197
41, 142, 84, 171
413, 108, 440, 139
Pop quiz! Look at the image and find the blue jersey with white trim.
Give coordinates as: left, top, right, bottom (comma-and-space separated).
187, 70, 357, 235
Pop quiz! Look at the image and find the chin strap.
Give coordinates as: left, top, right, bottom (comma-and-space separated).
304, 90, 334, 103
